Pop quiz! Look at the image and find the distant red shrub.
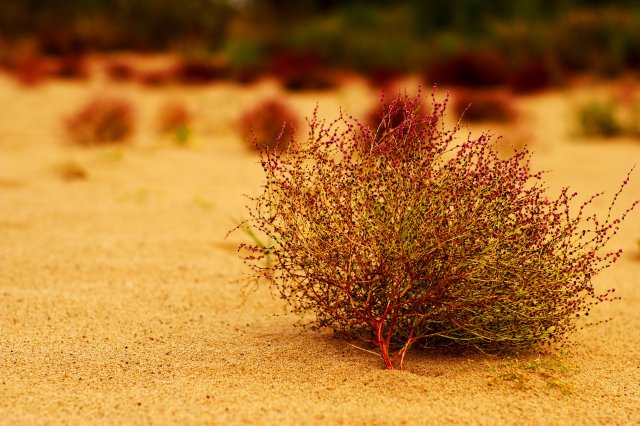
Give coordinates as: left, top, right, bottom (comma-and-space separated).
157, 100, 193, 144
270, 51, 335, 91
138, 67, 176, 87
177, 58, 225, 85
105, 60, 137, 82
454, 90, 517, 123
11, 55, 50, 87
238, 99, 299, 153
65, 96, 136, 145
426, 49, 511, 88
367, 66, 403, 89
50, 55, 90, 80
510, 59, 557, 94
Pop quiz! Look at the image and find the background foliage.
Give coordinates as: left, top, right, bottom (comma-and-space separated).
1, 0, 639, 80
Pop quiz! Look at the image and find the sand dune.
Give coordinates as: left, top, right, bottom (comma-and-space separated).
1, 72, 639, 425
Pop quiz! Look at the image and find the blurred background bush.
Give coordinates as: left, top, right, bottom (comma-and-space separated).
1, 0, 639, 88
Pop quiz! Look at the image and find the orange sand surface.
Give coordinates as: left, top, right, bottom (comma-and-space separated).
1, 69, 639, 425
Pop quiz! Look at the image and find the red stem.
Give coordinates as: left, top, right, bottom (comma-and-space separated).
375, 320, 395, 369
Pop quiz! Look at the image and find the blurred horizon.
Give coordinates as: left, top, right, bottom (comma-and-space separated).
1, 1, 639, 88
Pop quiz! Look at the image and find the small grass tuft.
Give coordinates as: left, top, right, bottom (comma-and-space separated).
53, 159, 89, 181
487, 353, 576, 394
576, 100, 622, 138
576, 84, 640, 139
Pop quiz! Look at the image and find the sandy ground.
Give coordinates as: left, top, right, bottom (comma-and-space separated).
1, 67, 640, 425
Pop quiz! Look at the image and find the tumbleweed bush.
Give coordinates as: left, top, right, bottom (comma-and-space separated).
239, 89, 637, 370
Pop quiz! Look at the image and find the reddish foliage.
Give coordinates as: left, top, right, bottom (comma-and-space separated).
138, 68, 176, 87
9, 54, 90, 85
105, 60, 137, 82
157, 101, 192, 134
11, 56, 50, 87
50, 55, 90, 80
426, 49, 511, 88
367, 66, 404, 89
238, 89, 638, 370
157, 100, 193, 144
510, 59, 557, 94
238, 99, 299, 153
454, 89, 517, 123
362, 93, 429, 152
177, 58, 225, 85
65, 96, 136, 145
270, 51, 335, 91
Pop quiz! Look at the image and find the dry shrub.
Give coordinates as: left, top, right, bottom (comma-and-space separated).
177, 58, 225, 85
367, 66, 403, 89
238, 99, 299, 153
138, 67, 176, 87
11, 55, 50, 87
575, 85, 640, 138
362, 93, 428, 152
105, 60, 137, 82
576, 87, 640, 139
510, 58, 557, 94
238, 89, 637, 370
50, 55, 90, 79
426, 49, 511, 88
157, 100, 193, 145
576, 100, 622, 138
270, 51, 335, 91
454, 90, 517, 123
65, 96, 135, 146
9, 53, 90, 84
